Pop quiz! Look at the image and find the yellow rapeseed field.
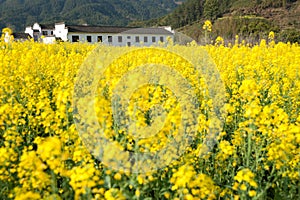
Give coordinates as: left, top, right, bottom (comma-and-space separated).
0, 35, 299, 200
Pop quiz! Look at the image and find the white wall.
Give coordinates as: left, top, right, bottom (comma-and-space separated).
25, 23, 54, 41
67, 33, 174, 46
32, 23, 41, 32
54, 23, 68, 41
42, 37, 56, 44
25, 27, 33, 37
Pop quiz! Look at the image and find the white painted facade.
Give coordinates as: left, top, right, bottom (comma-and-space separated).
42, 37, 56, 44
67, 33, 172, 46
53, 23, 68, 41
25, 27, 33, 37
25, 22, 174, 46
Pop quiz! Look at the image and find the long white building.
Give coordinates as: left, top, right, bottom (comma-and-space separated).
25, 22, 174, 46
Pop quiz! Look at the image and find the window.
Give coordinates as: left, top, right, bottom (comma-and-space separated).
127, 36, 131, 39
108, 36, 112, 43
87, 36, 92, 43
50, 31, 53, 35
135, 36, 140, 43
118, 36, 122, 43
144, 36, 148, 43
160, 36, 164, 42
98, 36, 102, 42
72, 35, 79, 42
152, 36, 156, 43
42, 31, 48, 36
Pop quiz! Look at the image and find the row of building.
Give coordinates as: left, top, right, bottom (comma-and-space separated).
22, 22, 174, 46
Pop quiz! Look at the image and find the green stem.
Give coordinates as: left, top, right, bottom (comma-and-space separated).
247, 131, 252, 167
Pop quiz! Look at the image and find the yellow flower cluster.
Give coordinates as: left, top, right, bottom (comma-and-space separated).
203, 20, 212, 32
233, 168, 258, 198
0, 37, 299, 200
268, 31, 275, 41
170, 164, 216, 200
215, 36, 224, 46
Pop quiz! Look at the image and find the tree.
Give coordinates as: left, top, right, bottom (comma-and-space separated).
203, 0, 220, 20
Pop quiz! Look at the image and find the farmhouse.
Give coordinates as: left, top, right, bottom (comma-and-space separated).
25, 22, 174, 46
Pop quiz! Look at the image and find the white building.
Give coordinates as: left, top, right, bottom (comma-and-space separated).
25, 22, 174, 46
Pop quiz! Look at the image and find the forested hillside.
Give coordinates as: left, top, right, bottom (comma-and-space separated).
0, 0, 184, 32
131, 0, 300, 43
133, 0, 299, 28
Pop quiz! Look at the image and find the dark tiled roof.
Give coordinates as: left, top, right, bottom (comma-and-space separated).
68, 25, 133, 33
13, 33, 32, 39
122, 28, 173, 35
41, 24, 55, 29
55, 22, 65, 25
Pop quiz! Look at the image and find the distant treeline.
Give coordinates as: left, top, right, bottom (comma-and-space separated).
0, 0, 180, 32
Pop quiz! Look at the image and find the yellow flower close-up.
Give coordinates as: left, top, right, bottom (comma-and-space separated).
0, 36, 299, 200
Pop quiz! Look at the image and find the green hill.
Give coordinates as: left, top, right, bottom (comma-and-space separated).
0, 0, 183, 32
130, 0, 300, 43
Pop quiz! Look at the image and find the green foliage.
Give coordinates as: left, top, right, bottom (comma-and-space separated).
203, 0, 220, 20
177, 15, 283, 44
131, 0, 203, 29
230, 0, 257, 9
214, 16, 279, 38
0, 0, 180, 32
140, 0, 300, 43
278, 28, 300, 43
